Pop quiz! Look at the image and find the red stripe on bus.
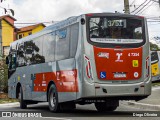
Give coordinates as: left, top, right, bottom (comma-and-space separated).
33, 69, 78, 92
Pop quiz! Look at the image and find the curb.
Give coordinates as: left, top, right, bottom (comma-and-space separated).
123, 101, 160, 111
0, 102, 19, 106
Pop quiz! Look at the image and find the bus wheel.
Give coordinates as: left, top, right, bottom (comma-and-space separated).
95, 102, 118, 112
19, 86, 27, 109
48, 84, 60, 112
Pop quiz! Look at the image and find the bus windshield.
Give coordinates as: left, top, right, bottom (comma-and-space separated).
89, 17, 144, 44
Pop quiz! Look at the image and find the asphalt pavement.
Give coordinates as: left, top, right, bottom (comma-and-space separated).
0, 102, 159, 120
0, 86, 159, 120
125, 86, 160, 110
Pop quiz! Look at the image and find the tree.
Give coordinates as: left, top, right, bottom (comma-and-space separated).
0, 57, 8, 93
0, 0, 14, 93
150, 42, 160, 51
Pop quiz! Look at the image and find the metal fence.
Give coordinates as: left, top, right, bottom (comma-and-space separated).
0, 58, 8, 93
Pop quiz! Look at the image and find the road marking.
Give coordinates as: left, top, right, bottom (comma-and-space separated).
42, 117, 72, 120
0, 102, 19, 107
126, 101, 160, 111
152, 86, 160, 91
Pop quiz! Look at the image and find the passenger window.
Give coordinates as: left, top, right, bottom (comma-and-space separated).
55, 28, 70, 60
59, 29, 67, 39
17, 43, 26, 67
31, 37, 45, 64
43, 32, 56, 62
24, 37, 45, 65
70, 23, 79, 57
12, 53, 16, 69
9, 53, 17, 70
24, 41, 34, 65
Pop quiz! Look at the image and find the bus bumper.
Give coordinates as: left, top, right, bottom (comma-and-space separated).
94, 80, 151, 100
80, 78, 151, 101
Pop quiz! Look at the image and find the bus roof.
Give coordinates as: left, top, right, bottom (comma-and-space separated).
10, 15, 81, 47
85, 12, 144, 18
10, 12, 145, 47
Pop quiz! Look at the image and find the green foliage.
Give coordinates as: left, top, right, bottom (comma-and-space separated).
0, 56, 8, 93
150, 42, 160, 51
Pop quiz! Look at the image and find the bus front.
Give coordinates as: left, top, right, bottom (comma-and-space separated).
81, 13, 151, 110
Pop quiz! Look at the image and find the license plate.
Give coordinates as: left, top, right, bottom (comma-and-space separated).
114, 73, 126, 78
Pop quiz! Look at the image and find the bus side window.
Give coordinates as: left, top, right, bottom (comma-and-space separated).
70, 23, 79, 57
43, 32, 56, 62
6, 56, 9, 64
24, 41, 35, 65
10, 53, 17, 70
8, 54, 12, 70
55, 28, 70, 60
17, 43, 26, 67
31, 37, 45, 64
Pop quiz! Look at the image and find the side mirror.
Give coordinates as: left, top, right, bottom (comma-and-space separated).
6, 56, 9, 64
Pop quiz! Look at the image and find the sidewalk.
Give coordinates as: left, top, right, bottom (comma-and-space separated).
0, 93, 18, 104
124, 86, 160, 110
0, 93, 8, 99
0, 102, 19, 107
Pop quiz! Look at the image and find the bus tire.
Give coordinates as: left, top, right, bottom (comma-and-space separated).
48, 84, 60, 112
95, 102, 118, 112
19, 86, 27, 109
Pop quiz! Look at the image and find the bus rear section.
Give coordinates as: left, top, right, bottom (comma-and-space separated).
151, 51, 160, 82
79, 13, 151, 111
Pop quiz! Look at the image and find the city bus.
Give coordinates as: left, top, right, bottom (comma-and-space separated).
6, 13, 151, 112
151, 51, 160, 82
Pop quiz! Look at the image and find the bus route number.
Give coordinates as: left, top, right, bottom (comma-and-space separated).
108, 20, 126, 28
128, 53, 139, 57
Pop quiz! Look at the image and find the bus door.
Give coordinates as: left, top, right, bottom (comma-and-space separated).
56, 59, 77, 102
55, 27, 78, 102
23, 40, 44, 100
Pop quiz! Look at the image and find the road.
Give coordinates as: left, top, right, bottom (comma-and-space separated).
0, 86, 160, 120
0, 102, 159, 120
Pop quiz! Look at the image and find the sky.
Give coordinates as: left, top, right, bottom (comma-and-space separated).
0, 0, 160, 43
